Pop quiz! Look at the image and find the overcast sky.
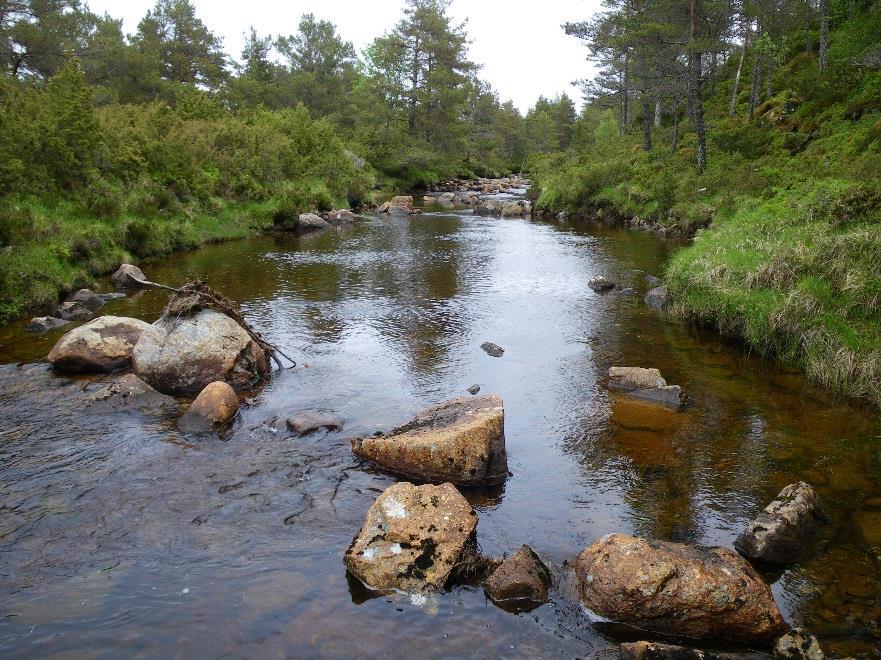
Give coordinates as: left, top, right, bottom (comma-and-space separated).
86, 0, 600, 112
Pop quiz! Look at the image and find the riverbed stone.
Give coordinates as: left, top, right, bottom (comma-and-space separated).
574, 533, 786, 644
298, 213, 331, 232
773, 629, 825, 660
645, 285, 673, 309
132, 309, 269, 396
48, 315, 152, 373
344, 482, 478, 593
735, 482, 825, 564
481, 341, 504, 357
483, 545, 551, 612
110, 263, 147, 288
55, 300, 94, 321
180, 381, 239, 430
351, 395, 507, 486
85, 373, 177, 412
286, 411, 343, 435
68, 289, 105, 311
27, 316, 70, 333
588, 275, 616, 292
607, 366, 683, 409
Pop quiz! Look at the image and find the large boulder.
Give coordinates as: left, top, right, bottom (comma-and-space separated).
607, 366, 683, 409
297, 213, 331, 232
483, 545, 552, 612
344, 482, 478, 593
132, 309, 269, 396
574, 534, 786, 644
180, 381, 239, 430
110, 263, 147, 289
48, 316, 152, 373
351, 395, 507, 486
85, 373, 176, 413
734, 482, 824, 564
474, 200, 503, 216
377, 196, 414, 214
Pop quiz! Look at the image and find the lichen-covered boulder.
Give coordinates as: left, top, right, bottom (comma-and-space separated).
48, 316, 152, 373
180, 381, 239, 430
110, 263, 147, 289
132, 309, 269, 396
351, 395, 507, 486
574, 534, 786, 644
607, 366, 683, 409
735, 482, 825, 564
484, 545, 552, 612
344, 482, 478, 593
774, 628, 825, 660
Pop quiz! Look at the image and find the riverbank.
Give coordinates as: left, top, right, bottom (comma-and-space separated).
0, 197, 281, 323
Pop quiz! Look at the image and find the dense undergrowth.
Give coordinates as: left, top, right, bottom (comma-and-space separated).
528, 6, 881, 407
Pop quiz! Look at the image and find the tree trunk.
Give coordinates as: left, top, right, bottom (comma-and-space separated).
749, 46, 762, 120
765, 51, 774, 98
654, 98, 662, 127
671, 103, 680, 153
730, 27, 748, 116
408, 36, 421, 136
689, 0, 707, 173
710, 51, 718, 95
642, 96, 652, 151
620, 52, 630, 136
819, 0, 830, 72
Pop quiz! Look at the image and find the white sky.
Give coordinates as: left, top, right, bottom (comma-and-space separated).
86, 0, 600, 113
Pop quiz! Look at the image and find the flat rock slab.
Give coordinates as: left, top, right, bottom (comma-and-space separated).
607, 367, 683, 410
480, 342, 504, 357
27, 316, 70, 333
85, 373, 177, 413
286, 412, 343, 435
574, 534, 786, 644
735, 482, 824, 564
484, 545, 551, 612
344, 482, 478, 593
133, 309, 269, 396
48, 316, 152, 373
351, 395, 507, 486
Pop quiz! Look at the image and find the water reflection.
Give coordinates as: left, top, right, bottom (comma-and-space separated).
1, 210, 880, 656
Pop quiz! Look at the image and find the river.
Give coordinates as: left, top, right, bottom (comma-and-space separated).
1, 199, 880, 656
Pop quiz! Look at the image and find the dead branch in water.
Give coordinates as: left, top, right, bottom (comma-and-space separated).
130, 276, 295, 370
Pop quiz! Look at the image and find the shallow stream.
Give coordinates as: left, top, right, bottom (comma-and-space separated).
1, 201, 880, 656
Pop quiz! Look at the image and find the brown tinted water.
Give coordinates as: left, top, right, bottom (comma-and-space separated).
1, 202, 880, 657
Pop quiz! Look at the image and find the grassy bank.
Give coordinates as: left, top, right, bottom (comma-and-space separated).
527, 9, 881, 407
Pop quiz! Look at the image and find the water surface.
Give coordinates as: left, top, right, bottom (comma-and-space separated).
1, 205, 880, 657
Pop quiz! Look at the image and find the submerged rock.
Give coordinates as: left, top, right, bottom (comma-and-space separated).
574, 534, 785, 644
588, 276, 616, 292
68, 289, 105, 311
27, 316, 70, 333
607, 366, 683, 409
180, 381, 239, 430
735, 482, 825, 564
344, 482, 478, 593
111, 263, 147, 289
774, 629, 825, 660
55, 300, 94, 321
645, 285, 673, 309
351, 395, 507, 486
620, 641, 770, 660
286, 411, 343, 435
480, 341, 504, 357
48, 316, 152, 373
133, 309, 269, 396
483, 545, 551, 612
85, 373, 176, 412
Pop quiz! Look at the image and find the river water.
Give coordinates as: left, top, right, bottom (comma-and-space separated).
1, 201, 880, 657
